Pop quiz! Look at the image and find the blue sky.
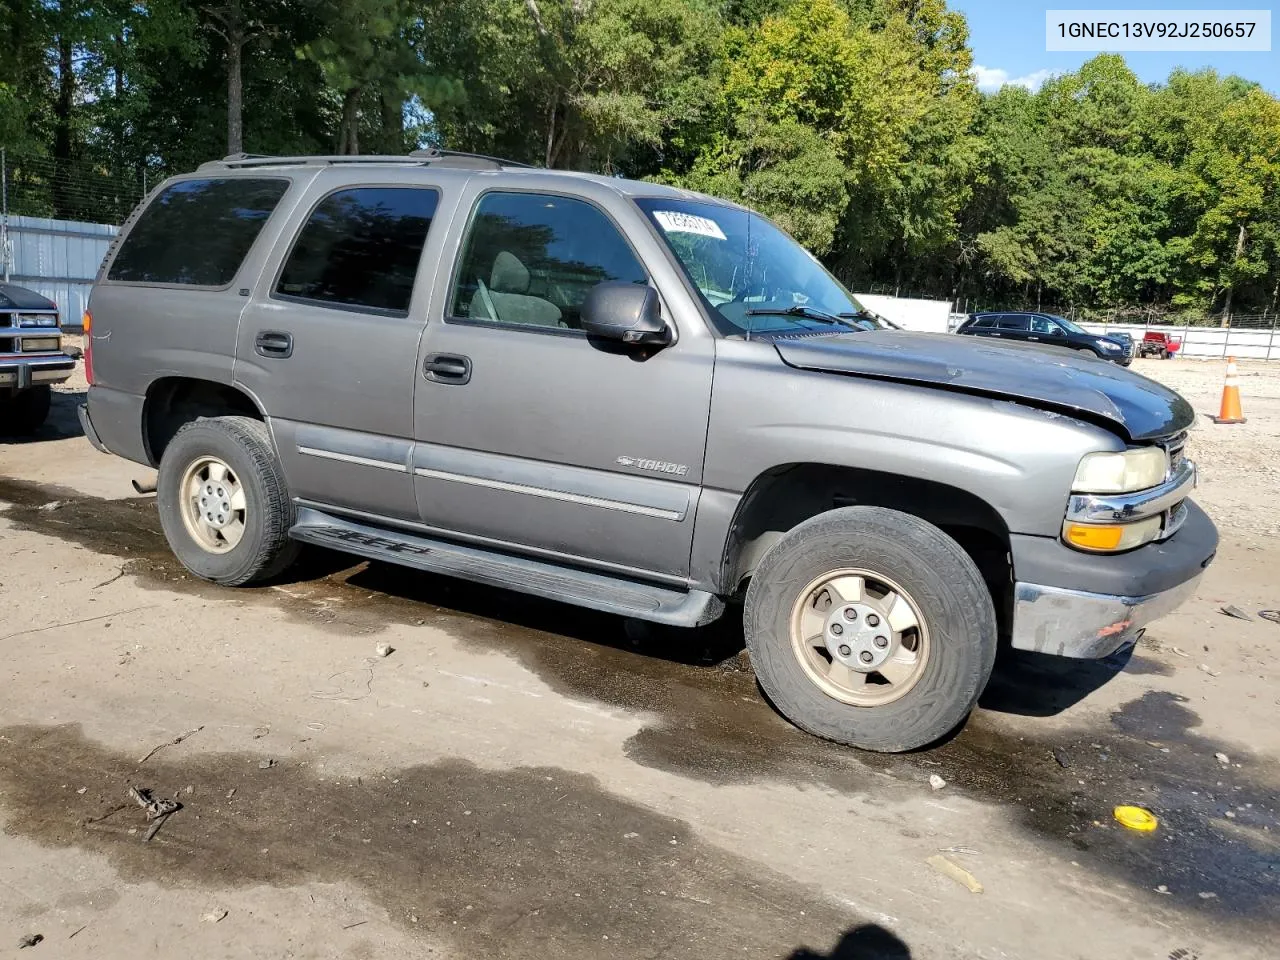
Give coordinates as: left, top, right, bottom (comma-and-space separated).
956, 1, 1278, 94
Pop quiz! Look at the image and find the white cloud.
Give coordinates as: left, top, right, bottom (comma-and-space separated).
972, 64, 1056, 94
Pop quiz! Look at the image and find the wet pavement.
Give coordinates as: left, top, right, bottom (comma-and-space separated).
2, 474, 1278, 940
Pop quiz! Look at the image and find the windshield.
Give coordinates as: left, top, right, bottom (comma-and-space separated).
634, 197, 863, 336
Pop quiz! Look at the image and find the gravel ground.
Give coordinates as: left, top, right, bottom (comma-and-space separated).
1, 353, 1278, 960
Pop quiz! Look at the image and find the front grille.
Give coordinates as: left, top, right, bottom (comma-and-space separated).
1162, 431, 1188, 475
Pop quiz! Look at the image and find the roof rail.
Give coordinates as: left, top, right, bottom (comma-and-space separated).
196, 149, 533, 172
408, 147, 533, 169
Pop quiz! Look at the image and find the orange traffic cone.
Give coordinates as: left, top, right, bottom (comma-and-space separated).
1213, 357, 1246, 424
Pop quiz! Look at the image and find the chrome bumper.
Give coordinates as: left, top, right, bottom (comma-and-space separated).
0, 354, 77, 390
1010, 574, 1202, 659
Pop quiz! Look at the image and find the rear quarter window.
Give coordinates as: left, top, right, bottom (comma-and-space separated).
107, 177, 289, 286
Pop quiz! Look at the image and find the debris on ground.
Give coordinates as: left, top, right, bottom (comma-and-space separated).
375, 642, 394, 658
1198, 891, 1218, 900
252, 726, 270, 739
226, 788, 237, 799
926, 855, 983, 893
37, 500, 63, 512
1197, 664, 1221, 677
1155, 884, 1171, 895
1220, 604, 1253, 621
1260, 610, 1280, 625
259, 758, 276, 769
928, 774, 947, 791
1052, 748, 1070, 768
137, 725, 204, 765
1215, 752, 1230, 765
1170, 646, 1191, 658
201, 908, 228, 923
1113, 805, 1159, 832
17, 934, 43, 949
129, 786, 179, 820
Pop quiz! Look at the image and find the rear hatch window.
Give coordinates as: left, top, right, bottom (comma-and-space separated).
107, 177, 289, 287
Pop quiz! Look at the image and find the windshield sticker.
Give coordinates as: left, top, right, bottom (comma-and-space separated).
653, 210, 727, 241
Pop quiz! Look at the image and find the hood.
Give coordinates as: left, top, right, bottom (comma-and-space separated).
772, 331, 1193, 441
0, 283, 58, 312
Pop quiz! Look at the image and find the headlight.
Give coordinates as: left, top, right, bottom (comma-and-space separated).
1072, 448, 1167, 493
1063, 515, 1163, 552
17, 315, 58, 327
1098, 340, 1121, 351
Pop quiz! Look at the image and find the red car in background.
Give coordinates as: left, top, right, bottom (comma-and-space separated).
1138, 331, 1182, 359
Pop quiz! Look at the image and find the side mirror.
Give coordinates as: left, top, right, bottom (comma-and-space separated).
581, 282, 670, 346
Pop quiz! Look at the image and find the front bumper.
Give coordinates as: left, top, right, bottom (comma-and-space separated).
0, 353, 77, 391
1010, 499, 1218, 658
1011, 574, 1203, 658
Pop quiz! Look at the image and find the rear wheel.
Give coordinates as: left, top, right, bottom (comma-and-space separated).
744, 506, 997, 752
0, 386, 52, 435
156, 416, 298, 585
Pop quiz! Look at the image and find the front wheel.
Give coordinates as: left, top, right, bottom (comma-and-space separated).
744, 507, 997, 752
156, 416, 299, 585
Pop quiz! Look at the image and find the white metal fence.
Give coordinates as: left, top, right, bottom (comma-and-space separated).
1079, 321, 1280, 361
0, 214, 116, 329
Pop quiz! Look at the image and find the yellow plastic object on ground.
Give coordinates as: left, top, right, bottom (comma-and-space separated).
1114, 805, 1159, 831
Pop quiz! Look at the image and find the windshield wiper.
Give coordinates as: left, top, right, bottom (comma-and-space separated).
745, 305, 864, 332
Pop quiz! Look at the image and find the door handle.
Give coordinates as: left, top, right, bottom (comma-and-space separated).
423, 353, 472, 385
1027, 336, 1040, 341
255, 330, 294, 358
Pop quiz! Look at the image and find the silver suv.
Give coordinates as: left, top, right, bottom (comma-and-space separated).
80, 152, 1217, 751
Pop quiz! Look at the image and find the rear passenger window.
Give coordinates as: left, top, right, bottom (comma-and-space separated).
997, 314, 1030, 331
276, 187, 439, 316
108, 178, 288, 286
449, 192, 647, 330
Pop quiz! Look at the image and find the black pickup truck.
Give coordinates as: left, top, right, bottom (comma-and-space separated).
0, 283, 77, 433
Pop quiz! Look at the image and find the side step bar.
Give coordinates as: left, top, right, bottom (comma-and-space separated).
289, 507, 725, 628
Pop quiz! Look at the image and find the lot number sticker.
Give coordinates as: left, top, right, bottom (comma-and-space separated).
653, 210, 727, 240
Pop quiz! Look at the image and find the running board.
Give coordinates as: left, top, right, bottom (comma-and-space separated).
289, 508, 724, 628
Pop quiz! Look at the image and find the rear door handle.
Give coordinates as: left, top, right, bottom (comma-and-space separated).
255, 330, 293, 358
423, 353, 472, 385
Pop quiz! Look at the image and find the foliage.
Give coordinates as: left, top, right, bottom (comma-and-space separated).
0, 0, 1277, 316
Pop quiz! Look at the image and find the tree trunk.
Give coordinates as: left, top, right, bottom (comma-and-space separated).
380, 90, 403, 154
1221, 223, 1247, 328
114, 31, 126, 218
53, 32, 75, 220
339, 88, 362, 155
544, 97, 558, 168
227, 30, 244, 155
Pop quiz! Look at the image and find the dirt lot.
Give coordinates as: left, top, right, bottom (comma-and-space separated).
1, 357, 1278, 960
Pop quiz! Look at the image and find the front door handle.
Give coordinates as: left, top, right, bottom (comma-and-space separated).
255, 330, 294, 358
1027, 335, 1040, 341
423, 353, 472, 385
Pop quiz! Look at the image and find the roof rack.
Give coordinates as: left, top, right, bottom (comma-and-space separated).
409, 147, 533, 169
198, 148, 532, 172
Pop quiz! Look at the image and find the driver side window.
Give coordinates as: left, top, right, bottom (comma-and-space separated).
449, 192, 647, 330
1029, 316, 1057, 334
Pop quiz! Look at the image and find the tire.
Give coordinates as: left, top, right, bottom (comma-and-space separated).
744, 506, 997, 752
1, 386, 52, 435
156, 416, 298, 585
